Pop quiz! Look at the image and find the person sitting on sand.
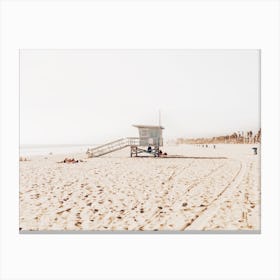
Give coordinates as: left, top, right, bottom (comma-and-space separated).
147, 146, 152, 153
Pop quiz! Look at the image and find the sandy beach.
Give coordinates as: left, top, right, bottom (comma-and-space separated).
19, 144, 260, 232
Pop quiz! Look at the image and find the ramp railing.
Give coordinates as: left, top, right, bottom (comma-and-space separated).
87, 137, 142, 157
86, 137, 161, 157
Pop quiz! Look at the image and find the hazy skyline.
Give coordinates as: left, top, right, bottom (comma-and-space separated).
20, 49, 260, 145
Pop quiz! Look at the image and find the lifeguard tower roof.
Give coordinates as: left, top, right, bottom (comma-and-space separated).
133, 125, 164, 129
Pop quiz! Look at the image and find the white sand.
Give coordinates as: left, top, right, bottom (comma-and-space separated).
19, 144, 260, 231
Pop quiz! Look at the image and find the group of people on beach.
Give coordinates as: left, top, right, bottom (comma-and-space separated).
58, 158, 84, 164
159, 150, 168, 156
19, 156, 29, 161
147, 146, 168, 157
198, 144, 216, 149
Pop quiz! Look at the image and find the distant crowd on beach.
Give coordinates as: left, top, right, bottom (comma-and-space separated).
176, 129, 261, 145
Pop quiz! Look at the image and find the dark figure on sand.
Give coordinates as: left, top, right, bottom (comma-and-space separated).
57, 158, 84, 164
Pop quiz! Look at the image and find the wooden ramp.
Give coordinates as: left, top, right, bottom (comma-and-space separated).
87, 137, 140, 157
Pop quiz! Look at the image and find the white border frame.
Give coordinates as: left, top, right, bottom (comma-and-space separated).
1, 1, 279, 279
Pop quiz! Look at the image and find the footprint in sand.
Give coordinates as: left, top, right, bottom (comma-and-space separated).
75, 221, 82, 227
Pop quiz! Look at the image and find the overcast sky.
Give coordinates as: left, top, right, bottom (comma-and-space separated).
20, 49, 260, 145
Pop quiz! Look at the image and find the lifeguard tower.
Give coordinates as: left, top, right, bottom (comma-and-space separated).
86, 124, 164, 158
130, 125, 164, 157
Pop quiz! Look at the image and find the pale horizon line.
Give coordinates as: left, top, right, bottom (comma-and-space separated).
21, 128, 261, 147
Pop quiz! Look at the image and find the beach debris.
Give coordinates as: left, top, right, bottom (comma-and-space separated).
56, 208, 72, 215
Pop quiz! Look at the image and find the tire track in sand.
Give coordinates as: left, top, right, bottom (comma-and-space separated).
138, 160, 228, 230
181, 159, 244, 230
